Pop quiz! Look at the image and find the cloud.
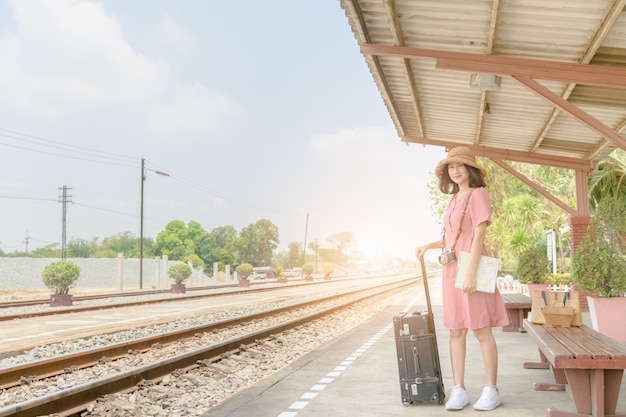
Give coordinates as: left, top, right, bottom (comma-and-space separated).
142, 82, 246, 139
0, 0, 242, 138
310, 126, 398, 162
158, 14, 193, 52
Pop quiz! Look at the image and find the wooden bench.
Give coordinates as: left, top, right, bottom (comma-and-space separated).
501, 293, 531, 332
523, 319, 626, 417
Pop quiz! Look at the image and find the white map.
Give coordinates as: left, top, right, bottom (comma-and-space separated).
455, 251, 500, 293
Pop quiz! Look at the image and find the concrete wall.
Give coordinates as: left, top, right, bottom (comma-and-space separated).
0, 257, 191, 291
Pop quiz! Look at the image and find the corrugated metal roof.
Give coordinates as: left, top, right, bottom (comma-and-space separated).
340, 0, 626, 171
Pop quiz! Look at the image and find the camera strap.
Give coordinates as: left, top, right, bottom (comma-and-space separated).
443, 189, 473, 253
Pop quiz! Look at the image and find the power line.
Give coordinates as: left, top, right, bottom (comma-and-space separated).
0, 127, 300, 217
0, 128, 135, 162
0, 128, 136, 167
0, 195, 57, 202
148, 161, 300, 216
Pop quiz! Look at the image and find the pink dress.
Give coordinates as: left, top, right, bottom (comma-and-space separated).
441, 187, 509, 330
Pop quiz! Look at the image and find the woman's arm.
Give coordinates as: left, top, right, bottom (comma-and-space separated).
461, 222, 487, 293
415, 239, 444, 259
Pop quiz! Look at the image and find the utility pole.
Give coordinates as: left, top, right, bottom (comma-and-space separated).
314, 237, 318, 273
140, 159, 169, 289
23, 230, 31, 255
58, 185, 72, 260
303, 212, 309, 265
140, 158, 146, 289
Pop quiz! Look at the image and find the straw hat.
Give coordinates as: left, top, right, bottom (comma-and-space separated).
435, 146, 486, 178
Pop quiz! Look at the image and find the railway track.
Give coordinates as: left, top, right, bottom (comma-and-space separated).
0, 274, 403, 321
0, 282, 310, 321
0, 277, 418, 416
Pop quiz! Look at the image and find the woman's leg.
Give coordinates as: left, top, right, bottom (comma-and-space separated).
473, 325, 498, 385
449, 328, 468, 386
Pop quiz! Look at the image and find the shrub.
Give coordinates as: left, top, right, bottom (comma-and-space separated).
515, 247, 549, 284
274, 266, 284, 277
571, 199, 626, 297
302, 262, 314, 277
545, 273, 571, 287
41, 261, 81, 295
236, 263, 254, 280
169, 263, 192, 284
323, 264, 334, 278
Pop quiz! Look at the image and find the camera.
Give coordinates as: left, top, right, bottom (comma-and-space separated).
438, 249, 457, 266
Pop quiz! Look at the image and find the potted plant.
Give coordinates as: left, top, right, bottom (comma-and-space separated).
323, 264, 334, 280
515, 246, 550, 297
274, 266, 287, 283
41, 260, 81, 307
236, 263, 253, 287
302, 262, 314, 281
571, 198, 626, 343
168, 263, 192, 294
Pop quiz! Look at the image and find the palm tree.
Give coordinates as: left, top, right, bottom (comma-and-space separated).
588, 148, 626, 212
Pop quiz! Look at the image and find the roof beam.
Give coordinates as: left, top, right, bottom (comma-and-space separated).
401, 137, 593, 171
490, 159, 577, 217
360, 44, 626, 88
511, 76, 626, 151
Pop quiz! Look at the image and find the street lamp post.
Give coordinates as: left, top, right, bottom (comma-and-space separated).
140, 158, 169, 290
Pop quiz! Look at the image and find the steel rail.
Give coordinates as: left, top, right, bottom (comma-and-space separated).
0, 278, 416, 417
0, 274, 406, 320
0, 277, 417, 390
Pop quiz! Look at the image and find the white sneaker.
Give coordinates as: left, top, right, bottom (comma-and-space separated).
445, 385, 470, 411
473, 385, 502, 411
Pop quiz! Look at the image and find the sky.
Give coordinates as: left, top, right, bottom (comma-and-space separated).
0, 0, 448, 262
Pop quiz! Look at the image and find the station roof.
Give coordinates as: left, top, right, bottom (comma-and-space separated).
340, 0, 626, 173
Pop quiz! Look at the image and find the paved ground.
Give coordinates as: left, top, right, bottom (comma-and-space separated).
208, 276, 626, 417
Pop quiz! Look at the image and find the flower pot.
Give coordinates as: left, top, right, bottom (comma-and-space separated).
50, 294, 73, 307
170, 283, 186, 294
277, 277, 288, 283
305, 276, 314, 281
238, 279, 250, 288
587, 296, 626, 344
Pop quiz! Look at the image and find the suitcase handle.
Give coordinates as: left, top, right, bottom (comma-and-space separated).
412, 345, 421, 375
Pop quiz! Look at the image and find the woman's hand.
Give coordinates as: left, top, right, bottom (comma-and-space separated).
415, 245, 428, 259
414, 240, 443, 260
462, 274, 477, 293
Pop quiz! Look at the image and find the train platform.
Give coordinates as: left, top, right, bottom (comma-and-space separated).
206, 274, 626, 417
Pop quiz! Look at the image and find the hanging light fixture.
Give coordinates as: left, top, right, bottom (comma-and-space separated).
469, 73, 501, 91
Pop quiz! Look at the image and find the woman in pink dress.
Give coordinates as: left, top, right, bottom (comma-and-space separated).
415, 147, 508, 411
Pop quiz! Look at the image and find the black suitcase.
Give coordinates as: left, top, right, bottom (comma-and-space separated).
393, 257, 445, 405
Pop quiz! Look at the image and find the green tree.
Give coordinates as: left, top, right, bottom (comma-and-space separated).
238, 219, 279, 265
30, 244, 61, 258
588, 148, 626, 212
197, 225, 238, 267
183, 253, 205, 269
286, 241, 302, 268
328, 231, 355, 266
67, 238, 97, 258
96, 231, 144, 258
153, 220, 197, 260
308, 240, 320, 263
516, 247, 549, 284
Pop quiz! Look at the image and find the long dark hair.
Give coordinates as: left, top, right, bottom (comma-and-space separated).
438, 164, 487, 194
